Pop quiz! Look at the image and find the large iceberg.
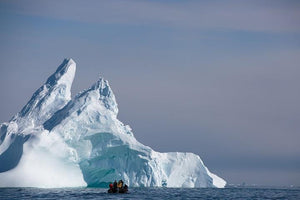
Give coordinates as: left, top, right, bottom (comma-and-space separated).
0, 59, 226, 188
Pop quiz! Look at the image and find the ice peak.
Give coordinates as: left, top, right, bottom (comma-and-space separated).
46, 58, 76, 86
91, 77, 111, 97
87, 77, 118, 115
14, 58, 76, 127
44, 77, 119, 131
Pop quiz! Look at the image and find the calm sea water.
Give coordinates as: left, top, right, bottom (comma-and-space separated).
0, 187, 299, 200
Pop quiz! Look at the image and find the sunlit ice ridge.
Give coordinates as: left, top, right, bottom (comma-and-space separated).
0, 58, 226, 188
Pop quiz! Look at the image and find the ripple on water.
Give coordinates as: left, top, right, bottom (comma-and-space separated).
0, 187, 299, 200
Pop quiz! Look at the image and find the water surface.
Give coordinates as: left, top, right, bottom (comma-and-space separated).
0, 187, 299, 200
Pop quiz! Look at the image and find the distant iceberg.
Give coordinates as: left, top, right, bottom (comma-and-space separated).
0, 59, 226, 188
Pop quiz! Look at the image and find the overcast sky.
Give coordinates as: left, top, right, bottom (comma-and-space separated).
0, 0, 299, 186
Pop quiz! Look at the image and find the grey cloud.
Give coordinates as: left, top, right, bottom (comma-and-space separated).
1, 0, 300, 33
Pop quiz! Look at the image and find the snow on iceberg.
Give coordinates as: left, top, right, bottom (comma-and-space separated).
0, 59, 226, 188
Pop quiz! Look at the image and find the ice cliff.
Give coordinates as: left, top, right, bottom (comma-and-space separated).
0, 59, 226, 188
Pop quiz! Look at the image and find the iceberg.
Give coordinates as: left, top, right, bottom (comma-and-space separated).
0, 59, 226, 188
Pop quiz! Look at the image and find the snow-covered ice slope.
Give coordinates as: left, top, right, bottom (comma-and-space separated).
0, 59, 226, 188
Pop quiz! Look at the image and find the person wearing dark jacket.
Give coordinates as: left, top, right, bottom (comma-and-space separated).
113, 180, 118, 193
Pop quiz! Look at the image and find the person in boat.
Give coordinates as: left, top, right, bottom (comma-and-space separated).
107, 183, 114, 193
113, 180, 118, 193
117, 180, 123, 189
119, 184, 128, 193
119, 181, 128, 193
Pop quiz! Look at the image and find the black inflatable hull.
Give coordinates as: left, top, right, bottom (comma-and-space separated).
107, 189, 128, 194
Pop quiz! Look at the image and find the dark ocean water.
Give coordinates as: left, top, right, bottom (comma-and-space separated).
0, 187, 299, 200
